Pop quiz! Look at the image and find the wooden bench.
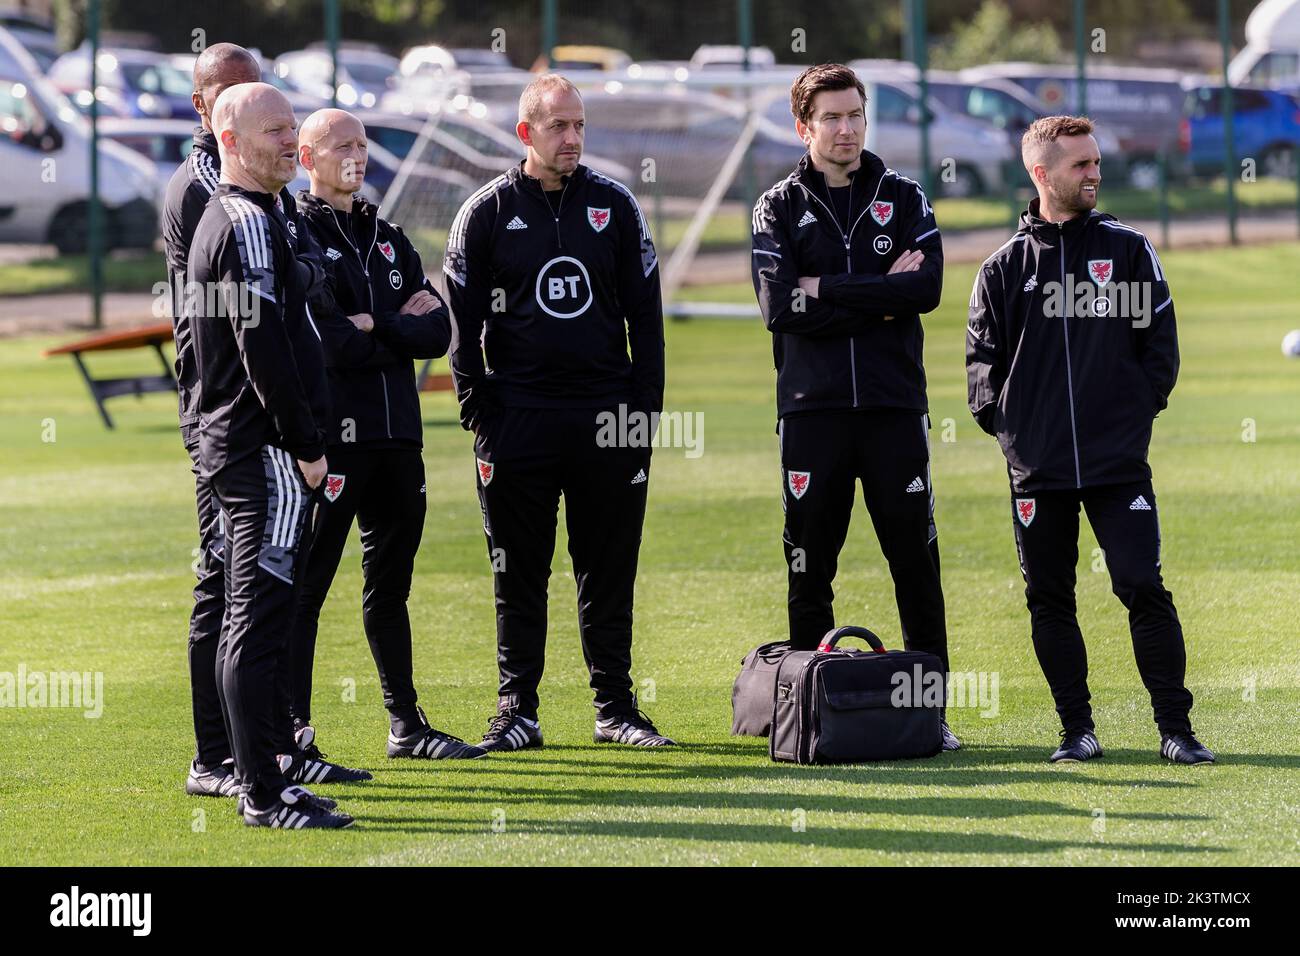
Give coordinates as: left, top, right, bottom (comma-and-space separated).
46, 324, 452, 428
44, 322, 177, 429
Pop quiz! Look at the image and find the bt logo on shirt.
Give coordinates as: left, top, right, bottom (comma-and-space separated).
535, 255, 593, 319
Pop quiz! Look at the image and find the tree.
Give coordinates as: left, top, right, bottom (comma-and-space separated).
930, 0, 1061, 70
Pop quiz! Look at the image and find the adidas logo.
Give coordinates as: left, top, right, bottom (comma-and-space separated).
506, 216, 528, 230
905, 476, 926, 493
630, 468, 647, 485
325, 247, 343, 260
1023, 274, 1038, 293
797, 210, 817, 227
1130, 495, 1152, 511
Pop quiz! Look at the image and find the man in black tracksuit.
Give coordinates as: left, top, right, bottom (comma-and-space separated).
164, 45, 366, 796
291, 108, 484, 760
751, 65, 958, 749
163, 43, 324, 796
966, 114, 1213, 765
445, 74, 673, 750
188, 83, 354, 827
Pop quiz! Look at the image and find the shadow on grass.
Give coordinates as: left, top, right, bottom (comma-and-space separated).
367, 743, 1201, 789
343, 785, 1209, 825
348, 814, 1226, 856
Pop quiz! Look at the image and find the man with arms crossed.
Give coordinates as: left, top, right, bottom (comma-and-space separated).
292, 107, 484, 760
966, 115, 1213, 764
751, 63, 959, 750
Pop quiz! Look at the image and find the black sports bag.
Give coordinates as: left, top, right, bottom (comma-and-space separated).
731, 640, 793, 736
768, 625, 944, 764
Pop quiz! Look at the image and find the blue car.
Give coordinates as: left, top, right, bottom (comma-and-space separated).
48, 46, 196, 120
1183, 84, 1300, 180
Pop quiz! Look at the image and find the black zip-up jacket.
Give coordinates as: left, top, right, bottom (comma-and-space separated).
163, 126, 325, 429
296, 190, 451, 448
966, 199, 1179, 492
751, 150, 943, 419
187, 183, 328, 476
443, 161, 664, 430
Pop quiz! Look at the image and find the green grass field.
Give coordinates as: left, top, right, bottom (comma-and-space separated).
1, 242, 1297, 866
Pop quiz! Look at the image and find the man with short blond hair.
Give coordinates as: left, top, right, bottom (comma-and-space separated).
967, 114, 1212, 765
445, 73, 671, 750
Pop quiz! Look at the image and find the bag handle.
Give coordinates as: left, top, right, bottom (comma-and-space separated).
817, 625, 887, 654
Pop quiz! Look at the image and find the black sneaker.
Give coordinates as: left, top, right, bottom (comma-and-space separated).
940, 720, 962, 752
388, 707, 487, 759
185, 759, 240, 797
241, 785, 353, 830
279, 750, 373, 784
1050, 729, 1103, 763
594, 708, 675, 747
478, 713, 543, 752
1161, 732, 1215, 765
238, 789, 336, 812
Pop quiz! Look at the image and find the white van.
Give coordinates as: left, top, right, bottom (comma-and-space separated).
0, 27, 159, 253
1230, 0, 1300, 87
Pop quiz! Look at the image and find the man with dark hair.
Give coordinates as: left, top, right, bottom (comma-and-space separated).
292, 107, 484, 760
751, 63, 960, 751
445, 74, 671, 751
163, 42, 368, 797
967, 115, 1213, 764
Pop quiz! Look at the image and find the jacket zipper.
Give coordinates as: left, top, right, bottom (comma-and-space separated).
328, 204, 389, 438
536, 178, 570, 249
800, 183, 860, 407
1058, 223, 1083, 488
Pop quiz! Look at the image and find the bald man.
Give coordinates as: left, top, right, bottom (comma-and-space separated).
289, 109, 482, 759
164, 45, 369, 800
187, 83, 356, 828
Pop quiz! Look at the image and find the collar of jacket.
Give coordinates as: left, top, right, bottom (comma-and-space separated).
214, 182, 279, 212
1018, 197, 1110, 238
193, 125, 218, 160
295, 188, 376, 229
795, 149, 885, 207
507, 159, 588, 188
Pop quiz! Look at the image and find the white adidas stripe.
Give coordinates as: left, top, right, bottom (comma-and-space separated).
447, 174, 508, 256
278, 449, 303, 548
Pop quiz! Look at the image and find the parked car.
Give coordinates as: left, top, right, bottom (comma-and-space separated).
1182, 83, 1300, 179
274, 46, 399, 110
0, 30, 159, 253
48, 45, 195, 119
169, 51, 328, 117
1229, 0, 1300, 87
848, 68, 1015, 197
960, 62, 1185, 189
923, 70, 1126, 180
0, 14, 59, 73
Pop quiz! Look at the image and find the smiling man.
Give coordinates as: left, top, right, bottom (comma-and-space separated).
444, 74, 670, 751
966, 115, 1213, 765
750, 63, 958, 750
